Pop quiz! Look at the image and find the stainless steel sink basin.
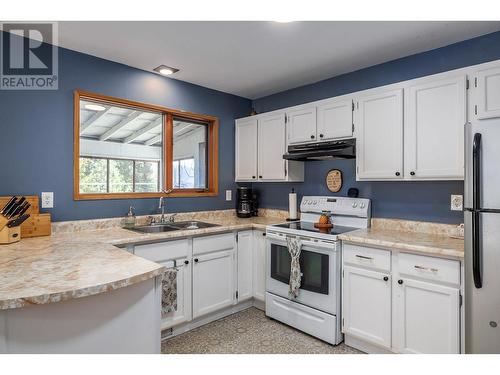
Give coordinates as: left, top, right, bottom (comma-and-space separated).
168, 221, 220, 230
126, 224, 180, 233
125, 221, 219, 234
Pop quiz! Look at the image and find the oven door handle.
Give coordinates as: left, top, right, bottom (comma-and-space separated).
266, 232, 336, 251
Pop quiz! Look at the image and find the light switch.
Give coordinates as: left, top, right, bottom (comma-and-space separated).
41, 192, 54, 208
225, 190, 232, 201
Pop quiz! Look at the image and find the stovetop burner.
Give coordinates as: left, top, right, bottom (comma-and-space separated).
273, 221, 358, 236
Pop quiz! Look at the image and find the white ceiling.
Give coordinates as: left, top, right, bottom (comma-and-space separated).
58, 21, 500, 99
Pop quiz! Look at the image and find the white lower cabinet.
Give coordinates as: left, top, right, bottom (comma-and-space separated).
192, 236, 235, 319
237, 231, 253, 301
393, 277, 460, 354
133, 230, 267, 332
252, 230, 267, 302
343, 266, 392, 349
342, 243, 461, 354
161, 256, 192, 329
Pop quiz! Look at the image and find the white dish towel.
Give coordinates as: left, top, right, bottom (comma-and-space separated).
286, 236, 303, 299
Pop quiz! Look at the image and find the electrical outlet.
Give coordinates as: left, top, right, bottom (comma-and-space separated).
225, 190, 232, 201
451, 194, 463, 211
41, 192, 54, 208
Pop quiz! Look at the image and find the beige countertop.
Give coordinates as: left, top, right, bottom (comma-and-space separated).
339, 226, 464, 260
0, 214, 284, 311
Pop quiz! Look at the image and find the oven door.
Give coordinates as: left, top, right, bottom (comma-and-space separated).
266, 232, 340, 315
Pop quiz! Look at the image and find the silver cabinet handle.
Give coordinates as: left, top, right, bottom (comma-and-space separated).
355, 254, 373, 260
414, 265, 438, 272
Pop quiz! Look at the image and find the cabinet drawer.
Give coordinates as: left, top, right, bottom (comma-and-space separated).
397, 252, 460, 286
134, 239, 189, 262
343, 244, 391, 272
193, 233, 235, 255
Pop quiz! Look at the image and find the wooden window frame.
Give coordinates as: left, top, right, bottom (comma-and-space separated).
74, 90, 219, 200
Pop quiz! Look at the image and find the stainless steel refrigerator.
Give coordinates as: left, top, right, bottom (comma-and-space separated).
465, 121, 500, 353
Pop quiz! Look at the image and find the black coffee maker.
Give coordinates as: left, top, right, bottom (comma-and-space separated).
236, 187, 258, 218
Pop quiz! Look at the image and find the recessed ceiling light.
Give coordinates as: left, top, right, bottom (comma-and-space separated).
154, 65, 179, 76
274, 20, 294, 23
85, 103, 106, 111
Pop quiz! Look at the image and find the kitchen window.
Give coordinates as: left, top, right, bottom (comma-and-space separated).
79, 157, 160, 193
74, 90, 218, 200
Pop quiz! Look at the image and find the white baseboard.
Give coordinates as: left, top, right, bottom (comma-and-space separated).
345, 335, 394, 354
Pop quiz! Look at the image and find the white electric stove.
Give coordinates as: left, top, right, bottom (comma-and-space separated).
265, 196, 371, 345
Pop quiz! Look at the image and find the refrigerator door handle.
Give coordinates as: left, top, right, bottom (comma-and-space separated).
472, 211, 482, 288
473, 133, 482, 210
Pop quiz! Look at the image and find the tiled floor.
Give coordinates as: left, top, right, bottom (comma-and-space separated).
161, 307, 362, 354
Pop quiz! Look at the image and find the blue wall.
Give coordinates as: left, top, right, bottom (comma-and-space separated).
251, 31, 500, 224
0, 38, 251, 221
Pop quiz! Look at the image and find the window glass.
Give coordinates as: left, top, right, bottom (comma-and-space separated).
79, 157, 107, 193
172, 118, 208, 189
135, 161, 159, 192
79, 98, 163, 194
109, 159, 133, 193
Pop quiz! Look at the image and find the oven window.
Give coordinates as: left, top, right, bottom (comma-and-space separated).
270, 243, 329, 295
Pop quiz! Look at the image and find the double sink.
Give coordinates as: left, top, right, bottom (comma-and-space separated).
126, 221, 220, 234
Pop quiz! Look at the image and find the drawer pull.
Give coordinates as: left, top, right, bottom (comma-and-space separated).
414, 265, 438, 273
355, 254, 373, 260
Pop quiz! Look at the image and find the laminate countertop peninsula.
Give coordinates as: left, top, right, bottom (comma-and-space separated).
0, 213, 285, 311
338, 219, 465, 260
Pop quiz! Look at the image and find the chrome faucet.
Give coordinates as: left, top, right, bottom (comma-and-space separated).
157, 189, 173, 223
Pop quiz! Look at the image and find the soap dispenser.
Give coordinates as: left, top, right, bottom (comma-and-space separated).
124, 206, 136, 228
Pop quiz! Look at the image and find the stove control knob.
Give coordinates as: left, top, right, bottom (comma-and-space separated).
352, 202, 358, 208
360, 203, 365, 209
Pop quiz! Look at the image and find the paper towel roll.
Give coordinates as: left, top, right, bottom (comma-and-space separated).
289, 190, 297, 220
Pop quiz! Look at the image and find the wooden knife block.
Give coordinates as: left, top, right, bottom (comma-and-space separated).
0, 196, 51, 238
0, 225, 21, 244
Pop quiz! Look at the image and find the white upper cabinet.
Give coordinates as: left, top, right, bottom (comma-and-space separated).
356, 89, 404, 180
317, 98, 353, 141
286, 106, 317, 144
235, 113, 304, 183
404, 75, 466, 180
257, 112, 287, 181
474, 66, 500, 120
235, 118, 258, 182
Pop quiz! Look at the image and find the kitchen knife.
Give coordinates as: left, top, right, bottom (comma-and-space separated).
8, 200, 28, 219
7, 214, 30, 228
1, 197, 17, 216
12, 202, 30, 219
5, 196, 26, 218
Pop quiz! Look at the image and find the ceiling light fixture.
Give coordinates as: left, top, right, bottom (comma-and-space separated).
154, 65, 179, 76
85, 104, 106, 111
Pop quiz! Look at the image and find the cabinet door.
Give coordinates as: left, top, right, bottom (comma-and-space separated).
192, 249, 235, 319
343, 266, 392, 349
317, 98, 353, 140
356, 89, 404, 180
252, 230, 267, 302
161, 257, 192, 329
393, 278, 460, 354
237, 231, 253, 301
258, 113, 286, 180
235, 118, 258, 182
475, 66, 500, 120
286, 106, 317, 144
405, 75, 466, 179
